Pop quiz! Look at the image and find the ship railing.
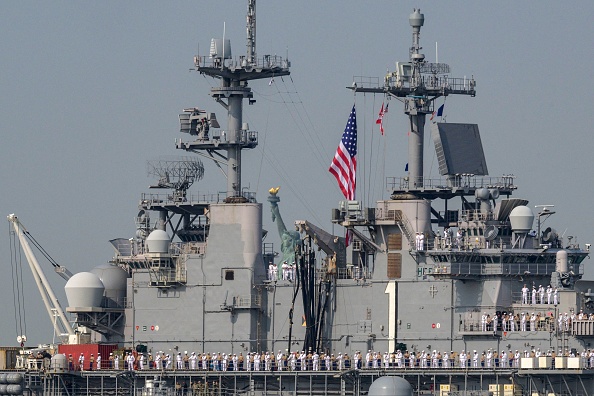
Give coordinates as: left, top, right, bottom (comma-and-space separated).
386, 175, 516, 192
194, 54, 290, 71
432, 235, 511, 251
207, 129, 258, 145
373, 206, 417, 248
433, 262, 558, 277
336, 266, 371, 280
383, 74, 476, 94
352, 75, 381, 89
140, 192, 227, 206
510, 291, 560, 306
462, 316, 555, 333
459, 210, 495, 222
180, 242, 206, 255
25, 358, 49, 371
572, 319, 594, 336
234, 295, 261, 308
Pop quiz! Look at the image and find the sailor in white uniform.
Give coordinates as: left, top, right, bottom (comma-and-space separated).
500, 350, 508, 368
276, 350, 284, 371
521, 284, 529, 304
127, 353, 136, 371
481, 312, 488, 331
271, 264, 278, 281
459, 350, 467, 368
300, 351, 307, 371
189, 352, 197, 370
546, 285, 553, 304
312, 351, 320, 371
282, 261, 289, 280
268, 262, 274, 280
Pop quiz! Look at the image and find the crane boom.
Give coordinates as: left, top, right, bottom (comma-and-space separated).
7, 214, 75, 338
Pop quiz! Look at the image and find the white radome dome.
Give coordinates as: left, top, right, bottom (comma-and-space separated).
65, 272, 105, 308
146, 229, 170, 253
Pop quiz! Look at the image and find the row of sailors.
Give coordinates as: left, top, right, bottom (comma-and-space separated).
64, 348, 594, 371
267, 261, 297, 281
357, 349, 594, 369
521, 284, 559, 305
479, 310, 594, 333
68, 351, 137, 371
151, 351, 352, 371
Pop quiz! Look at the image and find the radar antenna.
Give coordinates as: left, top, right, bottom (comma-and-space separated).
350, 8, 476, 188
147, 157, 205, 200
179, 0, 290, 201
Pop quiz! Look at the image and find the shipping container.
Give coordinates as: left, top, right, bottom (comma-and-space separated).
57, 344, 118, 370
0, 348, 20, 370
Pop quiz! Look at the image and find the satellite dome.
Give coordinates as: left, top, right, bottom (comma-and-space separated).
368, 376, 413, 396
146, 229, 170, 253
509, 205, 534, 232
409, 9, 424, 28
65, 272, 105, 308
91, 264, 128, 306
50, 354, 67, 371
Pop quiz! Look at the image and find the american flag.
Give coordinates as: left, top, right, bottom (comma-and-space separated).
329, 104, 357, 200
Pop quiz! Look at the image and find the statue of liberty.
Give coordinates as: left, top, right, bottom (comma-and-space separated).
267, 187, 300, 274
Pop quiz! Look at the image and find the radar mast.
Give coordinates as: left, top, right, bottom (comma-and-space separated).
350, 8, 476, 189
177, 0, 290, 201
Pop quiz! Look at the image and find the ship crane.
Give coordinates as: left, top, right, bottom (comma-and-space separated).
7, 214, 76, 343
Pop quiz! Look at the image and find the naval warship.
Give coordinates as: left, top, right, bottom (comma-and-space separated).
4, 2, 594, 395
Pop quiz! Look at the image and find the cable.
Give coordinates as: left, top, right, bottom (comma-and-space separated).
9, 224, 26, 340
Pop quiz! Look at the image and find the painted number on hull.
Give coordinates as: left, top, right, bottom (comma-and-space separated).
385, 281, 396, 352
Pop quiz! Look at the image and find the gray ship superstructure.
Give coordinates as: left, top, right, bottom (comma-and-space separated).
5, 3, 594, 396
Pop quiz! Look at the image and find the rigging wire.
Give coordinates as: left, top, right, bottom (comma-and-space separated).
23, 231, 60, 269
254, 100, 272, 193
9, 223, 26, 339
249, 76, 345, 224
361, 93, 367, 209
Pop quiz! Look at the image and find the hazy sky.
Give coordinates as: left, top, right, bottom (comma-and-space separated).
1, 1, 593, 347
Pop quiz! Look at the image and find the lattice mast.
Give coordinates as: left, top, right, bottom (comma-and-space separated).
351, 9, 476, 188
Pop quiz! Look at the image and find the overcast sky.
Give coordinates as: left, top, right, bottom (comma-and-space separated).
1, 1, 593, 347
